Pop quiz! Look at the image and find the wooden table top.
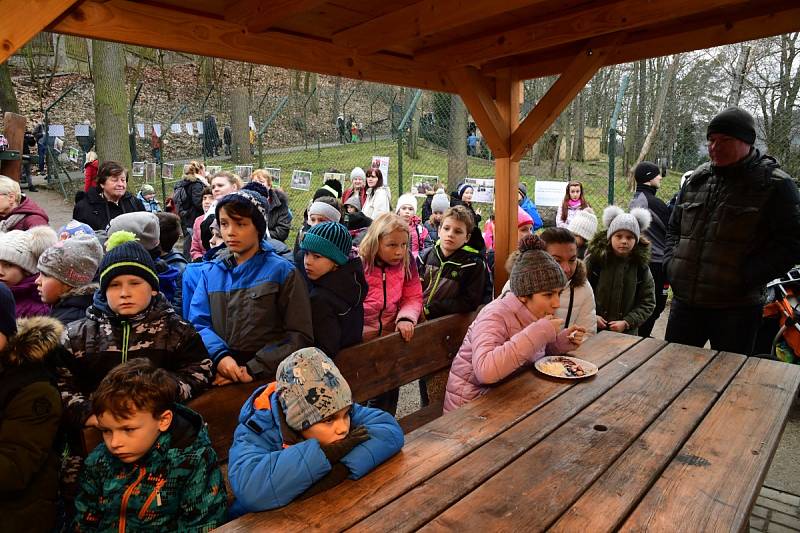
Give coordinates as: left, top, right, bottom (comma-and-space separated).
218, 332, 800, 532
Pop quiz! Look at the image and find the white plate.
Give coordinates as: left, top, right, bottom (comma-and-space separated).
535, 356, 598, 379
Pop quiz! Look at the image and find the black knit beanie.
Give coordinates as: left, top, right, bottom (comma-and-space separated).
215, 190, 269, 240
634, 161, 660, 185
0, 282, 17, 338
99, 232, 160, 293
707, 107, 756, 145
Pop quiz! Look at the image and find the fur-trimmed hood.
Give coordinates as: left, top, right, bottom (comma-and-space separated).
586, 230, 651, 267
57, 283, 98, 303
0, 316, 64, 366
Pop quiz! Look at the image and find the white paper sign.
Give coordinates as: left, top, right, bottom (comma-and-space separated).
74, 124, 90, 136
152, 124, 162, 137
371, 156, 390, 183
68, 147, 80, 163
249, 115, 256, 130
48, 124, 65, 137
170, 123, 181, 134
534, 180, 568, 207
465, 178, 495, 204
410, 174, 440, 196
206, 165, 222, 176
196, 121, 204, 134
136, 123, 146, 138
291, 170, 312, 191
185, 122, 194, 135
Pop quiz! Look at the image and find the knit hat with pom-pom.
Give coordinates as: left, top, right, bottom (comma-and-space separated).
99, 231, 160, 293
510, 234, 567, 297
0, 226, 58, 275
604, 206, 652, 242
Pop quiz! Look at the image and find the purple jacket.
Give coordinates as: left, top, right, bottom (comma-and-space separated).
11, 273, 50, 318
443, 292, 574, 413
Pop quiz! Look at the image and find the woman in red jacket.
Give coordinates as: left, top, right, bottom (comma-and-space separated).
83, 151, 99, 192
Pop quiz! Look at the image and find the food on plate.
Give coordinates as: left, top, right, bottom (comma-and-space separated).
539, 356, 587, 377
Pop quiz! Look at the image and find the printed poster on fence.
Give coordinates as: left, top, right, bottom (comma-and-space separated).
464, 178, 495, 204
196, 121, 204, 134
235, 165, 253, 180
323, 172, 346, 188
132, 161, 145, 177
170, 123, 181, 134
145, 163, 157, 182
290, 170, 312, 191
371, 156, 389, 182
265, 168, 281, 188
534, 180, 568, 207
152, 124, 162, 137
162, 163, 174, 180
206, 165, 222, 176
67, 147, 80, 163
410, 174, 439, 196
185, 122, 194, 135
136, 123, 146, 138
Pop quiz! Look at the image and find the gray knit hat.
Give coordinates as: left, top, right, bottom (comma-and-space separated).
510, 235, 567, 297
276, 347, 353, 432
604, 206, 652, 242
308, 201, 341, 223
108, 211, 160, 251
37, 234, 103, 287
343, 195, 362, 211
431, 193, 450, 214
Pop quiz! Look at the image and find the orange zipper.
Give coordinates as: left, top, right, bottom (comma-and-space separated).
118, 466, 146, 533
138, 478, 166, 519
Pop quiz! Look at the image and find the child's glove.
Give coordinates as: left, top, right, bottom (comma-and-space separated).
320, 426, 370, 464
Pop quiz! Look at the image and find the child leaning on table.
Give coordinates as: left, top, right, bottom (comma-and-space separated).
227, 348, 404, 516
444, 235, 586, 413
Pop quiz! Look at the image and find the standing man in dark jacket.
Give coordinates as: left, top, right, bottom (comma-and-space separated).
630, 161, 670, 337
72, 161, 145, 231
664, 107, 800, 355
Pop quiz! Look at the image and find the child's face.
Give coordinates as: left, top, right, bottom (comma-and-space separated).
611, 230, 636, 257
143, 193, 156, 202
517, 224, 533, 242
397, 204, 415, 223
219, 210, 260, 261
461, 188, 473, 203
97, 408, 173, 463
304, 252, 338, 281
345, 205, 358, 214
210, 227, 224, 248
0, 260, 26, 286
211, 177, 237, 199
300, 406, 351, 446
36, 273, 70, 304
431, 212, 443, 224
546, 242, 578, 280
520, 290, 562, 319
569, 185, 582, 200
308, 214, 330, 227
202, 194, 214, 212
439, 217, 468, 255
378, 229, 408, 265
106, 275, 157, 316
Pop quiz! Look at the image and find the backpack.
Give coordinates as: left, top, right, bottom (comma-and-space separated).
172, 181, 192, 225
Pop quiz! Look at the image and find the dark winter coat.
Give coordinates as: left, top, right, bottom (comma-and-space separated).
302, 255, 366, 357
50, 284, 97, 326
423, 220, 440, 250
0, 195, 49, 232
266, 188, 292, 242
585, 233, 656, 335
664, 149, 800, 308
58, 293, 212, 429
419, 243, 487, 319
630, 184, 670, 263
0, 317, 63, 533
72, 187, 146, 231
73, 404, 227, 532
173, 176, 206, 229
162, 250, 189, 274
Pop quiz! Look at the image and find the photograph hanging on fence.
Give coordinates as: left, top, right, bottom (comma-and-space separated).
145, 163, 157, 182
206, 165, 222, 176
162, 163, 174, 180
266, 168, 281, 188
67, 147, 80, 163
323, 172, 346, 187
132, 161, 145, 177
464, 178, 495, 204
48, 124, 65, 137
235, 165, 253, 180
74, 124, 90, 137
411, 174, 439, 196
291, 170, 312, 191
371, 156, 390, 181
53, 137, 63, 153
534, 180, 568, 207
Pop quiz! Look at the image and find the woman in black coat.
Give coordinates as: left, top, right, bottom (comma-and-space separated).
72, 161, 144, 231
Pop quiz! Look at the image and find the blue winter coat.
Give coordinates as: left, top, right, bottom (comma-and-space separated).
228, 384, 404, 516
519, 195, 544, 230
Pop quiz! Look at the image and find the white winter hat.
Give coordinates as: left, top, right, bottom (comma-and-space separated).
0, 226, 58, 275
395, 193, 418, 213
350, 167, 366, 181
604, 206, 651, 242
431, 193, 450, 214
568, 209, 598, 241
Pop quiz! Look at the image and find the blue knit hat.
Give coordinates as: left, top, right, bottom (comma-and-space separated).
99, 231, 160, 293
216, 189, 270, 240
300, 222, 352, 266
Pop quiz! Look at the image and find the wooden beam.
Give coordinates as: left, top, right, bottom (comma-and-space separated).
332, 0, 550, 54
0, 0, 82, 64
225, 0, 327, 34
448, 67, 509, 157
416, 0, 750, 67
49, 0, 453, 93
510, 36, 620, 162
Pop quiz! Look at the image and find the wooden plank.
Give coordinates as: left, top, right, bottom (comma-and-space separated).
49, 0, 453, 93
225, 0, 328, 34
448, 67, 509, 157
550, 351, 747, 532
217, 332, 641, 532
509, 35, 620, 162
332, 0, 551, 54
349, 337, 666, 532
0, 0, 81, 64
414, 0, 750, 67
0, 112, 26, 181
619, 357, 800, 532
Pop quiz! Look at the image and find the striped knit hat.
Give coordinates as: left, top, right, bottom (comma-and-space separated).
99, 231, 160, 293
300, 222, 352, 266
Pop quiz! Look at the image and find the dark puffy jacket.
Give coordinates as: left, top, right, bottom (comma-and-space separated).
57, 294, 212, 429
419, 243, 487, 319
449, 194, 486, 253
266, 188, 292, 242
302, 255, 366, 357
630, 184, 670, 263
72, 187, 145, 231
665, 149, 800, 308
0, 317, 63, 533
50, 284, 97, 326
173, 176, 206, 229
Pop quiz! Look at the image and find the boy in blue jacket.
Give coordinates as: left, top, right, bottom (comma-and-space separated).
228, 347, 404, 515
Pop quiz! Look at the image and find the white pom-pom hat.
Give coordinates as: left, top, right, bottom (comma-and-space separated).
604, 205, 651, 242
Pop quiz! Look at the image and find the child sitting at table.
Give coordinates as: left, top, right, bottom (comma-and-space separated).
585, 206, 655, 335
444, 234, 586, 413
227, 348, 404, 515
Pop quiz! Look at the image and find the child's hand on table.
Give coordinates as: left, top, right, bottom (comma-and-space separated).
597, 316, 608, 330
214, 355, 253, 386
396, 319, 415, 342
607, 320, 629, 333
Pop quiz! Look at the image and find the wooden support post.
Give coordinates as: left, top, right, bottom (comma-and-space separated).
0, 112, 26, 182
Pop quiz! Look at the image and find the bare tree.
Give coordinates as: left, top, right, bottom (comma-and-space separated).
0, 61, 19, 114
447, 94, 468, 191
92, 40, 132, 167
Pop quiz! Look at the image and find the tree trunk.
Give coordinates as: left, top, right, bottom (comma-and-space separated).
573, 89, 585, 162
230, 86, 251, 164
331, 77, 342, 126
447, 94, 468, 191
92, 40, 131, 167
0, 61, 19, 114
404, 89, 420, 159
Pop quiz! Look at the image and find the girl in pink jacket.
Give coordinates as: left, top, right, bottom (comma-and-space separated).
360, 213, 423, 415
395, 193, 429, 261
444, 235, 586, 413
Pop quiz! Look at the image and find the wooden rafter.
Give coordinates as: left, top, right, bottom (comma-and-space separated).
47, 0, 453, 92
0, 0, 82, 62
415, 0, 751, 66
225, 0, 328, 34
510, 36, 622, 162
448, 67, 509, 157
332, 0, 550, 54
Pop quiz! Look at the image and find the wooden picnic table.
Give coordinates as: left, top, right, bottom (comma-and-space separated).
218, 331, 800, 532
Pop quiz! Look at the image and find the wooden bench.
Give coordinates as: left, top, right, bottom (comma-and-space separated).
82, 310, 477, 461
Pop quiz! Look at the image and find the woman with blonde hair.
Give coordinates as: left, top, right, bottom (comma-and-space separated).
83, 151, 99, 192
249, 169, 291, 242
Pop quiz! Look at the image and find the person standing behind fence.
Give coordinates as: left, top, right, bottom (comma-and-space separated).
174, 161, 208, 255
629, 162, 670, 338
664, 107, 800, 355
556, 181, 591, 229
362, 168, 390, 219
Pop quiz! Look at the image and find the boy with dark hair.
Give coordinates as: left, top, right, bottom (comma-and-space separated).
73, 359, 227, 531
156, 212, 188, 274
